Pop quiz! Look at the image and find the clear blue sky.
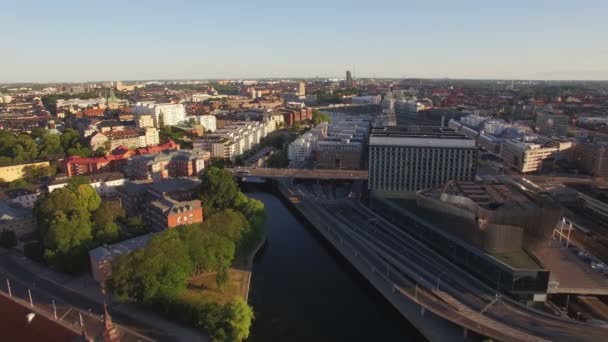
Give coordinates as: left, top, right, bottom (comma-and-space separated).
1, 0, 607, 82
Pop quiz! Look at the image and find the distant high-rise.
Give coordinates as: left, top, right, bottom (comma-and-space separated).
346, 70, 354, 87
298, 81, 306, 96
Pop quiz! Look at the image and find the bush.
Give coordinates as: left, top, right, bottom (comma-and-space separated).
149, 295, 253, 342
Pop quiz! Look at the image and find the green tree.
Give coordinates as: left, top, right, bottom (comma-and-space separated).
93, 147, 107, 157
110, 230, 192, 302
178, 224, 235, 275
265, 149, 288, 168
11, 134, 39, 162
312, 109, 331, 125
34, 182, 102, 272
216, 265, 229, 293
158, 112, 165, 129
124, 215, 147, 235
66, 144, 92, 158
23, 164, 56, 184
92, 200, 125, 243
202, 209, 250, 243
0, 229, 17, 248
38, 133, 63, 158
199, 167, 240, 214
60, 128, 81, 151
30, 128, 47, 140
42, 209, 94, 272
221, 297, 254, 342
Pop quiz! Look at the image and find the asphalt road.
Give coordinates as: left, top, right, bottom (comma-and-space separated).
0, 250, 195, 342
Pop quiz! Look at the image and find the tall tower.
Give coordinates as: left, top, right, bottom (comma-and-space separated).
346, 70, 354, 88
298, 81, 306, 96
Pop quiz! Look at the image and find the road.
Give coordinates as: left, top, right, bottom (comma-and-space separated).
0, 250, 207, 342
229, 167, 368, 180
287, 183, 608, 341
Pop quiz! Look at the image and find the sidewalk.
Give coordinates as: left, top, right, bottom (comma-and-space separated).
3, 251, 208, 342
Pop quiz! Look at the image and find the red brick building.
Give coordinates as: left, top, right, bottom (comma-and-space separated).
277, 107, 312, 126
147, 197, 204, 230
63, 147, 135, 177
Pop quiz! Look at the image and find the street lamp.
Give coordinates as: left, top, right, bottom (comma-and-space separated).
436, 270, 446, 290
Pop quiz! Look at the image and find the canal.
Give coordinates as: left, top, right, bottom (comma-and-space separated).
245, 189, 425, 342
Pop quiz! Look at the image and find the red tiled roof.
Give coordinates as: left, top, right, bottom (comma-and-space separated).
0, 293, 80, 342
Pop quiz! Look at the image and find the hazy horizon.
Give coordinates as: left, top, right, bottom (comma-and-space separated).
1, 0, 607, 83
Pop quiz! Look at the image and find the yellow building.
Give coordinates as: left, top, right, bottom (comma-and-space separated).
0, 161, 51, 183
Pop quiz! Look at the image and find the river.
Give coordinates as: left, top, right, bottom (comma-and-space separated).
245, 189, 425, 342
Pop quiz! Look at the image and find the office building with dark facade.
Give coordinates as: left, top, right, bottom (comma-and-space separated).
370, 180, 563, 301
368, 126, 478, 196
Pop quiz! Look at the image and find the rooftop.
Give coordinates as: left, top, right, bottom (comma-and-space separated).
89, 234, 151, 263
147, 177, 200, 194
371, 126, 471, 139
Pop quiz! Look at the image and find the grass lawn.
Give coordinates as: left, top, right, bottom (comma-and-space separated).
180, 269, 247, 305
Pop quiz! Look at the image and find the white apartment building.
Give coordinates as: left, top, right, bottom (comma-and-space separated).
48, 173, 126, 197
288, 134, 315, 162
193, 121, 271, 160
140, 127, 160, 147
134, 102, 186, 127
192, 115, 217, 132
137, 114, 155, 129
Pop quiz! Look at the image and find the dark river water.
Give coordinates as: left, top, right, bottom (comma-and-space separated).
245, 190, 425, 342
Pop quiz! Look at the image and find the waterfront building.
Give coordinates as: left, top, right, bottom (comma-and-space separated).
368, 126, 478, 196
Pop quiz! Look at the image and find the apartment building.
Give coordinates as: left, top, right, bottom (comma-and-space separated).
369, 126, 478, 196
193, 120, 270, 160
133, 102, 186, 127
126, 149, 210, 181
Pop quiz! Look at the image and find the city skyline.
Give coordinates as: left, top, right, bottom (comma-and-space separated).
1, 0, 608, 82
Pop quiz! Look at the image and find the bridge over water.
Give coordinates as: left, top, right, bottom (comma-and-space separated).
228, 168, 368, 180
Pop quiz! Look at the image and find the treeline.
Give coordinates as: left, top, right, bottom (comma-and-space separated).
33, 178, 125, 272
109, 167, 264, 341
0, 128, 92, 166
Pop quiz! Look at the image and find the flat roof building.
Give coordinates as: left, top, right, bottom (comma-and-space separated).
369, 126, 478, 196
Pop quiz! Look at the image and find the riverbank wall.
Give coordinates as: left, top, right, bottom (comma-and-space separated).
273, 181, 473, 342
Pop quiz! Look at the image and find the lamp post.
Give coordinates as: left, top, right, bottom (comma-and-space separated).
436, 271, 446, 291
